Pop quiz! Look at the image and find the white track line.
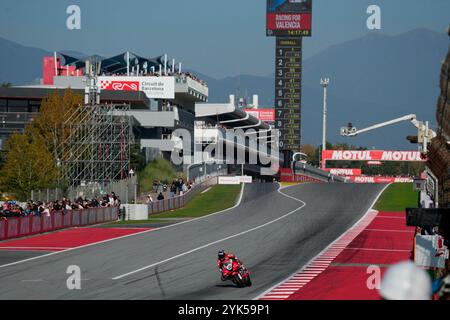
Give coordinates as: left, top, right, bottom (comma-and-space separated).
344, 247, 411, 252
111, 184, 306, 280
0, 184, 246, 270
364, 228, 412, 233
255, 183, 391, 300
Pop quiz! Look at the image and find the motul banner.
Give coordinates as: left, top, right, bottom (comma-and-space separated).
322, 150, 425, 162
243, 109, 275, 122
346, 176, 414, 183
98, 76, 175, 99
324, 168, 362, 176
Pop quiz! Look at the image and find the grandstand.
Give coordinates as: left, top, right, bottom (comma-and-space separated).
0, 51, 208, 164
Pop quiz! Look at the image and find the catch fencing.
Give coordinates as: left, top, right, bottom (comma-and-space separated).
0, 207, 119, 241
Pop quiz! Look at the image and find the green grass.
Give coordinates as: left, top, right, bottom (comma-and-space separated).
151, 184, 241, 218
111, 184, 242, 225
374, 183, 419, 212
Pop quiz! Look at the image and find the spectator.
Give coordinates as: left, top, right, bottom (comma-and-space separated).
157, 192, 165, 201
170, 182, 177, 198
181, 182, 188, 195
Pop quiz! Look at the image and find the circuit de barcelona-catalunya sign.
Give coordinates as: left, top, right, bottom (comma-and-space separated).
98, 76, 175, 99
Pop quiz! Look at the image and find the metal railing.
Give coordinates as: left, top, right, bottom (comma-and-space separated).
31, 175, 138, 204
148, 176, 218, 215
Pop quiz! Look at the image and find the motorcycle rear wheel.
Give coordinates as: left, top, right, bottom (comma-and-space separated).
245, 275, 252, 287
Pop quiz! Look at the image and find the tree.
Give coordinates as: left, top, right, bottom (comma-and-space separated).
302, 144, 318, 165
130, 144, 146, 173
27, 89, 82, 161
0, 132, 59, 200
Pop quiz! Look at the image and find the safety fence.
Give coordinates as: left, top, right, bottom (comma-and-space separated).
0, 207, 119, 241
148, 177, 218, 215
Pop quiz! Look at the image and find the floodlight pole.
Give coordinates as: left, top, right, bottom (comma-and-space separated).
54, 52, 58, 78
164, 54, 168, 76
320, 78, 330, 169
126, 51, 130, 76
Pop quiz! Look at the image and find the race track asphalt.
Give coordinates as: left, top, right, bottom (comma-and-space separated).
0, 182, 385, 300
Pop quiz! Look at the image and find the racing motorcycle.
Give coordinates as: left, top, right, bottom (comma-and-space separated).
220, 258, 252, 287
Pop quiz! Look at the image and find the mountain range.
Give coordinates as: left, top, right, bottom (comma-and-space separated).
0, 28, 448, 149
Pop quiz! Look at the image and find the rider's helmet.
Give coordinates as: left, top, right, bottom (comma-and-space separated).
218, 250, 225, 260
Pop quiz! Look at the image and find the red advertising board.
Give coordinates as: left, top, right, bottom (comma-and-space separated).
0, 219, 6, 239
266, 0, 312, 37
0, 207, 119, 241
324, 168, 362, 176
98, 76, 175, 99
100, 80, 140, 92
346, 176, 414, 184
19, 216, 31, 236
32, 216, 41, 233
267, 13, 311, 32
322, 150, 425, 162
7, 218, 19, 238
54, 211, 63, 229
244, 109, 275, 122
42, 215, 53, 232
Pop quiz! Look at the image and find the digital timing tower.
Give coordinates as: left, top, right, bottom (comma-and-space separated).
266, 0, 312, 166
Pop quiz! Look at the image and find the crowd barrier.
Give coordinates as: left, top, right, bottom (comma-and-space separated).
148, 177, 218, 215
0, 207, 119, 241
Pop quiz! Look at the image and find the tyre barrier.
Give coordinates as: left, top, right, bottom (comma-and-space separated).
0, 207, 119, 241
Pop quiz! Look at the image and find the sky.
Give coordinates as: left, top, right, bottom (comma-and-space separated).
0, 0, 449, 78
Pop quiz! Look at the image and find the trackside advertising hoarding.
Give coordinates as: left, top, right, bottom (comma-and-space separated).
98, 76, 175, 99
345, 176, 414, 184
266, 0, 312, 37
243, 108, 275, 122
218, 176, 252, 185
324, 168, 362, 176
322, 150, 425, 162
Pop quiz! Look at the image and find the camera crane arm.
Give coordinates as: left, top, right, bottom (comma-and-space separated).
340, 114, 436, 153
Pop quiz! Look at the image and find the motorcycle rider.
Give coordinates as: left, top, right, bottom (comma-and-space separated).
217, 250, 243, 281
